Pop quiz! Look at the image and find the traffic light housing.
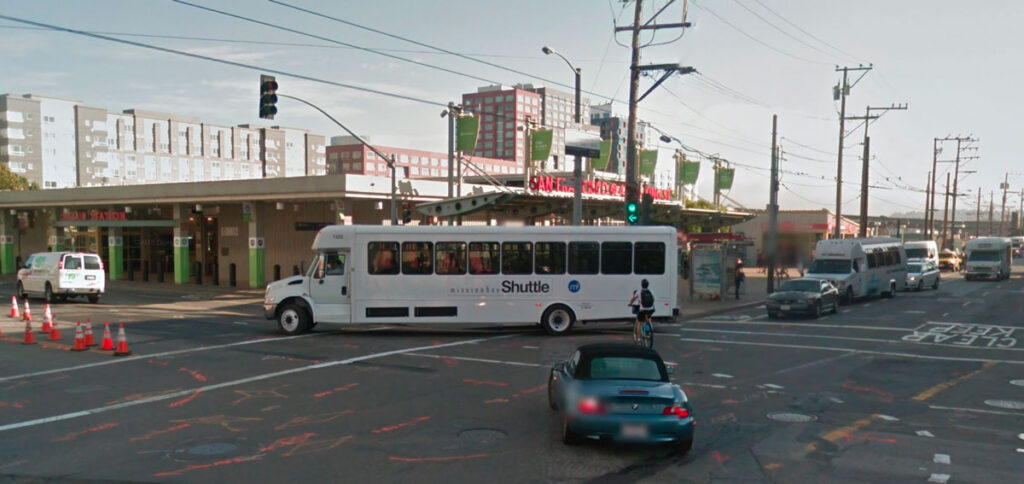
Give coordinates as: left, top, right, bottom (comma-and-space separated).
625, 184, 640, 225
259, 75, 278, 120
402, 203, 412, 225
641, 192, 654, 225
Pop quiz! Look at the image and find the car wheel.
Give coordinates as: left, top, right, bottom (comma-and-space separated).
541, 304, 575, 336
87, 295, 100, 304
562, 418, 583, 445
844, 287, 855, 304
766, 311, 779, 319
16, 282, 26, 300
44, 283, 54, 304
917, 280, 924, 292
676, 436, 694, 456
276, 303, 310, 335
831, 299, 840, 314
547, 373, 558, 410
885, 283, 896, 298
932, 277, 940, 290
812, 301, 822, 319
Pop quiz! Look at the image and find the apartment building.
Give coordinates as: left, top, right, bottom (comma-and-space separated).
326, 135, 521, 179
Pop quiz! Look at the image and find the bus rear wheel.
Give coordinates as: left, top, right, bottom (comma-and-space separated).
541, 304, 575, 336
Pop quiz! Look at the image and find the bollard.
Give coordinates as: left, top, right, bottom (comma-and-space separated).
193, 261, 202, 285
157, 261, 164, 283
274, 264, 281, 281
15, 256, 21, 270
142, 261, 149, 282
229, 263, 236, 287
300, 260, 306, 274
127, 263, 134, 281
213, 262, 219, 286
293, 265, 299, 276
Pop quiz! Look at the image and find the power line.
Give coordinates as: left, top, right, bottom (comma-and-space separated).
750, 0, 862, 62
731, 0, 841, 61
691, 0, 829, 65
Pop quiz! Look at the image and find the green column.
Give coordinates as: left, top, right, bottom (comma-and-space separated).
107, 230, 124, 280
247, 202, 265, 288
173, 204, 190, 284
0, 211, 15, 274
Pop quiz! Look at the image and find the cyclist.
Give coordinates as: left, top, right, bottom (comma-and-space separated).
628, 279, 656, 348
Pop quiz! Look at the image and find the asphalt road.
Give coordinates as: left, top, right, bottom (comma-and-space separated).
1, 267, 1023, 483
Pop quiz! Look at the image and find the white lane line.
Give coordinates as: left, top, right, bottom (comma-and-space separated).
673, 337, 1024, 365
876, 414, 899, 422
521, 345, 539, 349
712, 373, 734, 379
933, 454, 950, 464
962, 301, 971, 307
675, 327, 894, 345
405, 352, 544, 368
942, 313, 949, 317
678, 381, 729, 389
761, 383, 784, 390
983, 292, 991, 297
0, 331, 331, 383
916, 430, 935, 437
903, 310, 927, 314
0, 334, 513, 433
686, 320, 912, 332
863, 303, 873, 307
1019, 433, 1024, 441
928, 405, 1024, 417
928, 473, 950, 484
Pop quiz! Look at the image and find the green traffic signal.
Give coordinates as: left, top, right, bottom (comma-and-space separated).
626, 202, 639, 224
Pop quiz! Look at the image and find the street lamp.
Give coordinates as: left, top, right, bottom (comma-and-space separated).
541, 46, 581, 124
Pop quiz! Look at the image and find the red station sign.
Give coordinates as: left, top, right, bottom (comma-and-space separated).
528, 175, 673, 201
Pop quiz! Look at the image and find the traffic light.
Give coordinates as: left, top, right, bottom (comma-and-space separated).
259, 74, 278, 120
641, 192, 654, 225
402, 203, 412, 225
625, 184, 640, 225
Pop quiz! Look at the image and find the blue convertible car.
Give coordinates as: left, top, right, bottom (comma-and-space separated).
547, 343, 695, 453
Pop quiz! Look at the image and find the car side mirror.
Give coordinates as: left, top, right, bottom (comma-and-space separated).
666, 365, 676, 375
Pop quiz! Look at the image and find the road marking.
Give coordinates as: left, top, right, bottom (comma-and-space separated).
521, 345, 539, 349
934, 453, 950, 464
686, 320, 911, 332
712, 373, 734, 378
912, 361, 997, 401
903, 310, 926, 314
876, 414, 899, 421
916, 430, 934, 437
405, 353, 545, 368
679, 382, 729, 389
928, 404, 1024, 417
675, 327, 895, 344
0, 331, 332, 383
983, 292, 991, 297
0, 334, 512, 433
761, 383, 784, 390
805, 415, 877, 453
774, 353, 855, 375
928, 473, 950, 483
673, 337, 1022, 365
962, 301, 971, 307
942, 313, 949, 317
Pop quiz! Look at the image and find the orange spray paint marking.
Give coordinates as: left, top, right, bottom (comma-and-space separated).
442, 358, 459, 368
712, 450, 731, 464
178, 367, 207, 382
130, 423, 192, 442
0, 401, 26, 409
168, 390, 203, 408
152, 454, 263, 477
313, 383, 359, 398
280, 435, 354, 457
840, 383, 895, 401
389, 453, 488, 463
372, 416, 430, 434
52, 422, 119, 442
484, 398, 509, 404
519, 385, 546, 395
147, 359, 170, 367
275, 410, 354, 430
463, 378, 508, 387
261, 432, 316, 452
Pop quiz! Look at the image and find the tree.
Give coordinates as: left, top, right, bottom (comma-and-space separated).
0, 163, 38, 191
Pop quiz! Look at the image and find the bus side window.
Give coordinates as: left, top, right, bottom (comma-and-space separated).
852, 259, 860, 273
367, 242, 399, 275
468, 242, 499, 275
568, 242, 599, 274
501, 242, 533, 275
634, 242, 665, 275
535, 242, 566, 275
601, 242, 632, 274
436, 242, 467, 275
401, 242, 433, 275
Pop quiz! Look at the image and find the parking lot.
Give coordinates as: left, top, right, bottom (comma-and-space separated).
1, 269, 1023, 483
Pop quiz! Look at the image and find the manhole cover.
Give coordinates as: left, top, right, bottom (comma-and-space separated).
1010, 380, 1024, 387
984, 399, 1024, 410
767, 412, 816, 423
457, 428, 507, 445
186, 443, 238, 456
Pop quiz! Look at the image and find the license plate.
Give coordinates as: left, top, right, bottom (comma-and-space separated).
621, 424, 648, 439
780, 305, 791, 311
85, 275, 96, 280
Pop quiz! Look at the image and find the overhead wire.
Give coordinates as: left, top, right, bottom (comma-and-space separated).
731, 0, 841, 61
690, 0, 829, 65
750, 0, 862, 62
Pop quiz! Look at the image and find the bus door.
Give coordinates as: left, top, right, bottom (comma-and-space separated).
309, 250, 351, 323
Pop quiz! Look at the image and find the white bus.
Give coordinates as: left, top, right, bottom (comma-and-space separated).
806, 238, 907, 302
263, 225, 679, 335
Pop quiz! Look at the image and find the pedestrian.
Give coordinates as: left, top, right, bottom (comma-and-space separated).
798, 256, 805, 277
756, 250, 765, 273
734, 267, 745, 300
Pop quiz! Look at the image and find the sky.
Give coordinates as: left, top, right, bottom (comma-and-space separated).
1, 0, 1021, 218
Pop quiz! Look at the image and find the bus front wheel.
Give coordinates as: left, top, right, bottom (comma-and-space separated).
541, 304, 575, 336
277, 303, 311, 335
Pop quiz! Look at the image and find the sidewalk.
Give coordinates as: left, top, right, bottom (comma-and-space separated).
673, 267, 803, 321
0, 274, 265, 300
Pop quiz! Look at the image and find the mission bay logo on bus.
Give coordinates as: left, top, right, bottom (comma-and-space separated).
449, 280, 553, 295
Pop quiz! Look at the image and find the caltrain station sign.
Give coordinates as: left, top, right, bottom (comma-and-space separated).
528, 175, 673, 201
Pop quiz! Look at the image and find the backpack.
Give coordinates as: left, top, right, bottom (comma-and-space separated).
640, 288, 654, 308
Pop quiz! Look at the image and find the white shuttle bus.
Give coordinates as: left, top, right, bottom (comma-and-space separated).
806, 237, 907, 302
903, 240, 939, 267
263, 225, 678, 335
964, 237, 1012, 281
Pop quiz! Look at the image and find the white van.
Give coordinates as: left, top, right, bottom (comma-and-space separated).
806, 238, 907, 302
964, 237, 1012, 281
903, 240, 939, 267
16, 252, 106, 303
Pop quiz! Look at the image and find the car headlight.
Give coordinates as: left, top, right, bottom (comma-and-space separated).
908, 276, 916, 281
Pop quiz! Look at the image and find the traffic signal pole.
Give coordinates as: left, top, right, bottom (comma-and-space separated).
767, 115, 779, 294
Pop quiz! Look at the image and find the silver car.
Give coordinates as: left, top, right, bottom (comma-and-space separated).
906, 261, 940, 291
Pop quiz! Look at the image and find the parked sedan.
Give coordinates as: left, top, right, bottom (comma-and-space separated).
548, 343, 694, 453
906, 261, 941, 291
765, 278, 840, 319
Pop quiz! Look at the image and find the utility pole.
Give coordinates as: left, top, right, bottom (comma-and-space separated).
924, 171, 931, 237
1000, 173, 1010, 236
846, 103, 907, 237
927, 138, 938, 239
976, 188, 982, 238
767, 114, 779, 294
832, 65, 872, 238
444, 102, 460, 225
949, 136, 979, 244
941, 172, 951, 250
989, 191, 995, 235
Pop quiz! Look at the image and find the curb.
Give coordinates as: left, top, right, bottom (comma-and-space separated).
670, 300, 764, 323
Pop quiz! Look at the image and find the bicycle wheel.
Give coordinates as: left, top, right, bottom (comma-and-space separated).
642, 321, 654, 349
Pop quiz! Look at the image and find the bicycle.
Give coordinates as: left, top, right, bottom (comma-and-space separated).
631, 305, 654, 349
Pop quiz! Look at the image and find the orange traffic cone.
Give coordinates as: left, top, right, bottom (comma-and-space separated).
48, 322, 61, 341
113, 324, 131, 357
22, 300, 31, 322
22, 319, 35, 345
71, 322, 87, 352
10, 296, 19, 319
99, 322, 114, 351
40, 304, 53, 333
83, 321, 96, 347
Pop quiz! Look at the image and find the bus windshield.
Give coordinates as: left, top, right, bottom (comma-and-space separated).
968, 250, 1001, 262
808, 259, 851, 274
904, 248, 928, 260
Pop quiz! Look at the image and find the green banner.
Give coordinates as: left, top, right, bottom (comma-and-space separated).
456, 116, 479, 152
530, 129, 553, 161
679, 161, 700, 185
716, 167, 735, 190
592, 140, 611, 171
639, 149, 658, 176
